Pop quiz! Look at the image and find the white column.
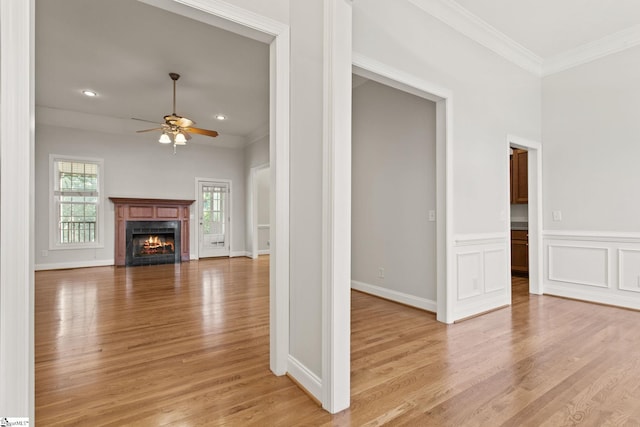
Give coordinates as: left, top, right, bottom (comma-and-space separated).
322, 0, 352, 414
0, 0, 35, 419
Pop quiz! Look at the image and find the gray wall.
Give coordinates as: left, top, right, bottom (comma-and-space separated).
354, 0, 541, 236
352, 79, 437, 301
288, 0, 324, 376
35, 123, 246, 268
540, 45, 640, 310
543, 46, 640, 231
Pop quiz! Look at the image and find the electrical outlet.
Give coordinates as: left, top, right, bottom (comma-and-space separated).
378, 267, 385, 279
428, 210, 436, 222
41, 250, 48, 257
552, 210, 562, 221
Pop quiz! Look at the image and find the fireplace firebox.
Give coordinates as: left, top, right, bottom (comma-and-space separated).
125, 221, 181, 266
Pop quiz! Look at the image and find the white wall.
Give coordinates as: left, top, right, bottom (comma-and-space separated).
256, 167, 270, 252
353, 0, 540, 319
352, 79, 437, 310
288, 0, 324, 378
244, 135, 269, 253
542, 46, 640, 309
35, 123, 247, 269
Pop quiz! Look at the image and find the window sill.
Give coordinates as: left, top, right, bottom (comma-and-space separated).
49, 243, 105, 251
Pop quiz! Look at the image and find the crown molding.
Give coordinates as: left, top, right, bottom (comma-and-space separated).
409, 0, 640, 77
408, 0, 542, 75
542, 24, 640, 76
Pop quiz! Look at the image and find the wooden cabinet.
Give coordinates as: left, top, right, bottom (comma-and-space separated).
511, 229, 528, 275
511, 149, 528, 204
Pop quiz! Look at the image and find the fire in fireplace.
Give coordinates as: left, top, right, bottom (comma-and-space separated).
135, 235, 175, 256
125, 221, 181, 266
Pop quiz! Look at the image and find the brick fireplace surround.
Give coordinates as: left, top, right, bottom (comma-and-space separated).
109, 197, 194, 266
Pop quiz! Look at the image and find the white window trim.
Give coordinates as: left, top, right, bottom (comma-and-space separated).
49, 154, 105, 250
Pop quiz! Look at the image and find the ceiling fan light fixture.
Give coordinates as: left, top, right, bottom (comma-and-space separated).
158, 133, 172, 144
174, 132, 187, 145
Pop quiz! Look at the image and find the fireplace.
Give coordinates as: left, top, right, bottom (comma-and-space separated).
109, 197, 194, 266
125, 221, 181, 266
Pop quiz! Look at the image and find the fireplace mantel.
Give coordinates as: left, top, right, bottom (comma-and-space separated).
109, 197, 195, 266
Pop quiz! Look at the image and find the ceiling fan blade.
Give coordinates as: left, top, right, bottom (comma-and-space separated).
136, 127, 164, 133
185, 127, 219, 138
131, 117, 162, 125
176, 117, 194, 128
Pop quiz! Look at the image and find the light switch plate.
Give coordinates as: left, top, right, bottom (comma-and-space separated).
428, 210, 436, 222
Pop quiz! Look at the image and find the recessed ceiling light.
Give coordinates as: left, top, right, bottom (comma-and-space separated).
215, 114, 227, 121
82, 90, 98, 97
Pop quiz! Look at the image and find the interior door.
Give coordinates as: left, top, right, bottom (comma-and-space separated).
198, 181, 230, 258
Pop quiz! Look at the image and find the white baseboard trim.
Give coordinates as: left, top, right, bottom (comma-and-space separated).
351, 280, 437, 313
229, 251, 251, 258
35, 259, 114, 271
544, 283, 640, 311
287, 355, 322, 402
258, 249, 271, 255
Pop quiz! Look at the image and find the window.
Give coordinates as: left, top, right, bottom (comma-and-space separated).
51, 156, 104, 248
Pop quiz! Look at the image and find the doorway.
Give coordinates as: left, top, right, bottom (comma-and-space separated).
0, 0, 291, 415
250, 165, 270, 259
197, 179, 231, 258
351, 77, 438, 311
352, 56, 453, 323
507, 135, 543, 296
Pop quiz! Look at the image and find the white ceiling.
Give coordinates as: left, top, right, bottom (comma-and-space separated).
453, 0, 640, 58
35, 0, 269, 148
36, 0, 640, 141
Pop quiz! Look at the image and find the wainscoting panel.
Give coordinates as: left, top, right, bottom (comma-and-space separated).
548, 245, 609, 288
456, 251, 482, 300
544, 231, 640, 310
619, 249, 640, 293
452, 233, 510, 320
484, 249, 507, 293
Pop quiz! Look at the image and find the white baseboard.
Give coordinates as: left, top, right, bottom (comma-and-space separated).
230, 251, 251, 258
35, 259, 114, 271
544, 283, 640, 311
258, 249, 271, 255
351, 280, 437, 312
287, 355, 322, 402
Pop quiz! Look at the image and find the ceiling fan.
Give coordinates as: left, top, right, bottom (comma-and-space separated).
134, 72, 219, 151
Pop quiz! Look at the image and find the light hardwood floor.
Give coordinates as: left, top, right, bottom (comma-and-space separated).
36, 259, 640, 426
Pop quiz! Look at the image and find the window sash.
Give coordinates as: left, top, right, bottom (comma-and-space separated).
52, 158, 102, 247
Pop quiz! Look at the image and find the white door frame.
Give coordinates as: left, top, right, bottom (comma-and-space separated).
0, 0, 291, 416
195, 178, 232, 258
352, 54, 455, 324
0, 0, 35, 418
507, 135, 543, 295
250, 163, 270, 259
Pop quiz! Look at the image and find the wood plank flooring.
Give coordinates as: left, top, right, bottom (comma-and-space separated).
36, 260, 640, 426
